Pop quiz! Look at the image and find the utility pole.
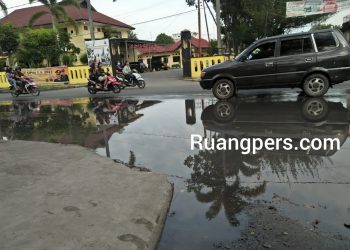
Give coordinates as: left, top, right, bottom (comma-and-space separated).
215, 0, 222, 54
86, 0, 95, 43
198, 0, 202, 57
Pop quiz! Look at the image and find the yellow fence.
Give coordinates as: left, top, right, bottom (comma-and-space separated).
0, 72, 9, 89
67, 66, 90, 85
191, 56, 230, 79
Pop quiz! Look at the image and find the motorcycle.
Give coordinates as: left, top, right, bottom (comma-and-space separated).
87, 73, 123, 95
10, 77, 40, 97
116, 69, 146, 89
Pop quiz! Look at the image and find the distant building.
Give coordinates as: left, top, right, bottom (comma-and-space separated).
0, 0, 134, 65
134, 37, 210, 70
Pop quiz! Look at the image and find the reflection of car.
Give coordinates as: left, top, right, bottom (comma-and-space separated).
322, 0, 338, 13
200, 29, 350, 99
201, 97, 349, 156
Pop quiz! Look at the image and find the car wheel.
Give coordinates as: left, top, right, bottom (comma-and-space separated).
301, 98, 328, 122
213, 101, 235, 122
213, 79, 235, 100
302, 74, 329, 97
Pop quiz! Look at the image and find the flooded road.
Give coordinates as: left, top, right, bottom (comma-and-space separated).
1, 95, 350, 249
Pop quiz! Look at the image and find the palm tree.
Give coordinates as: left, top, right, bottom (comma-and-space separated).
0, 0, 7, 16
28, 0, 80, 32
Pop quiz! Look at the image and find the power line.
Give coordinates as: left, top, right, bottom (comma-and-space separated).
131, 9, 198, 26
6, 0, 38, 11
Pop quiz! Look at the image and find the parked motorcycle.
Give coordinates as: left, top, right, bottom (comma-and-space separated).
116, 69, 146, 89
87, 73, 123, 95
10, 77, 40, 97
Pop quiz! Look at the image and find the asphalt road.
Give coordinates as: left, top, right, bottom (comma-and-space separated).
1, 69, 350, 101
0, 69, 208, 101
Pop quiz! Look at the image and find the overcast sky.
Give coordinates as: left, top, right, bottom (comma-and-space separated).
0, 0, 218, 41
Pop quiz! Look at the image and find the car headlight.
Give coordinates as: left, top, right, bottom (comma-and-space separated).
201, 71, 206, 79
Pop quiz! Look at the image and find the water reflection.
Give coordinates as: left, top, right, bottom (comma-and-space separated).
185, 97, 349, 226
0, 98, 160, 158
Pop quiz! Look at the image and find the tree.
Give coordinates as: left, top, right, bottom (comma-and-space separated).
80, 52, 88, 65
0, 0, 7, 15
186, 0, 327, 54
28, 0, 80, 32
17, 29, 60, 67
128, 30, 138, 40
0, 24, 19, 66
155, 33, 175, 44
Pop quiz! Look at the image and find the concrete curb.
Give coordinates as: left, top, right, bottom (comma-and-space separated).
0, 84, 86, 93
0, 140, 173, 250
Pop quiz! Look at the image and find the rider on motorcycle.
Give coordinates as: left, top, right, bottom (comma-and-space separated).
122, 61, 136, 83
96, 62, 108, 89
13, 66, 26, 90
5, 66, 19, 90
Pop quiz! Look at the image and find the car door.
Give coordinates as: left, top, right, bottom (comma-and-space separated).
234, 40, 277, 88
275, 36, 316, 86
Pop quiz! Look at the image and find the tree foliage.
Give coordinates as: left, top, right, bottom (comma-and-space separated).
0, 23, 20, 65
155, 33, 175, 44
0, 24, 19, 53
17, 29, 59, 67
128, 30, 138, 40
0, 0, 7, 15
28, 0, 80, 32
186, 0, 328, 53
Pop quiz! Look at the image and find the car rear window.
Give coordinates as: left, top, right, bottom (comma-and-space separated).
280, 37, 314, 56
314, 32, 337, 52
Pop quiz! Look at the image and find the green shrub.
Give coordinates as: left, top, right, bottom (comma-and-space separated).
80, 52, 88, 65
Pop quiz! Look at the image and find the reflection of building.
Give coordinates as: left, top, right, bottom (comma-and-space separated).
0, 0, 134, 65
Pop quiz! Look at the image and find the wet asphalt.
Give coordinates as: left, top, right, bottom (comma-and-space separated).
1, 70, 350, 249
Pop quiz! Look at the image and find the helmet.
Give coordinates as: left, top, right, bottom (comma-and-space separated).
15, 66, 21, 71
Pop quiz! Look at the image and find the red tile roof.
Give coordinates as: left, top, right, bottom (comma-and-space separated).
134, 37, 210, 55
0, 5, 134, 30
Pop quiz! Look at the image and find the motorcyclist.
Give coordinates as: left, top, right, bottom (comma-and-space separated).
13, 66, 26, 90
122, 61, 136, 83
96, 62, 108, 89
5, 66, 19, 90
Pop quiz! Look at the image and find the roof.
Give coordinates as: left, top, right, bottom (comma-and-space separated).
258, 28, 337, 43
0, 5, 134, 30
134, 37, 210, 55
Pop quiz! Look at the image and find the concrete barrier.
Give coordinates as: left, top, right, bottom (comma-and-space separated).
191, 56, 226, 79
0, 72, 9, 89
67, 66, 90, 85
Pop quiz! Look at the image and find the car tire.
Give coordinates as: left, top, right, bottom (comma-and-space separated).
301, 98, 329, 122
213, 79, 235, 100
213, 101, 236, 123
302, 74, 329, 97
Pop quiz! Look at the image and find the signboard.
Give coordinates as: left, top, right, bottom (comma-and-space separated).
22, 66, 69, 84
286, 0, 350, 17
85, 39, 111, 67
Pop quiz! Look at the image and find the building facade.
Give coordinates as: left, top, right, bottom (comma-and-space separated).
0, 0, 134, 66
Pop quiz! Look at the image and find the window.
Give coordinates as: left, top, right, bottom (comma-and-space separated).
84, 26, 88, 30
173, 56, 181, 63
280, 37, 314, 56
97, 28, 101, 32
247, 42, 275, 60
314, 32, 337, 52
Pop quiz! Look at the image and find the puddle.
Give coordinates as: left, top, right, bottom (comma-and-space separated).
1, 96, 350, 249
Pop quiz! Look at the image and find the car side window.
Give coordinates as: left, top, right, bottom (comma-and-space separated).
280, 37, 314, 56
247, 42, 276, 60
314, 32, 337, 52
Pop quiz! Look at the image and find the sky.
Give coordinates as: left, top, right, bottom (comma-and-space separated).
0, 0, 218, 41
